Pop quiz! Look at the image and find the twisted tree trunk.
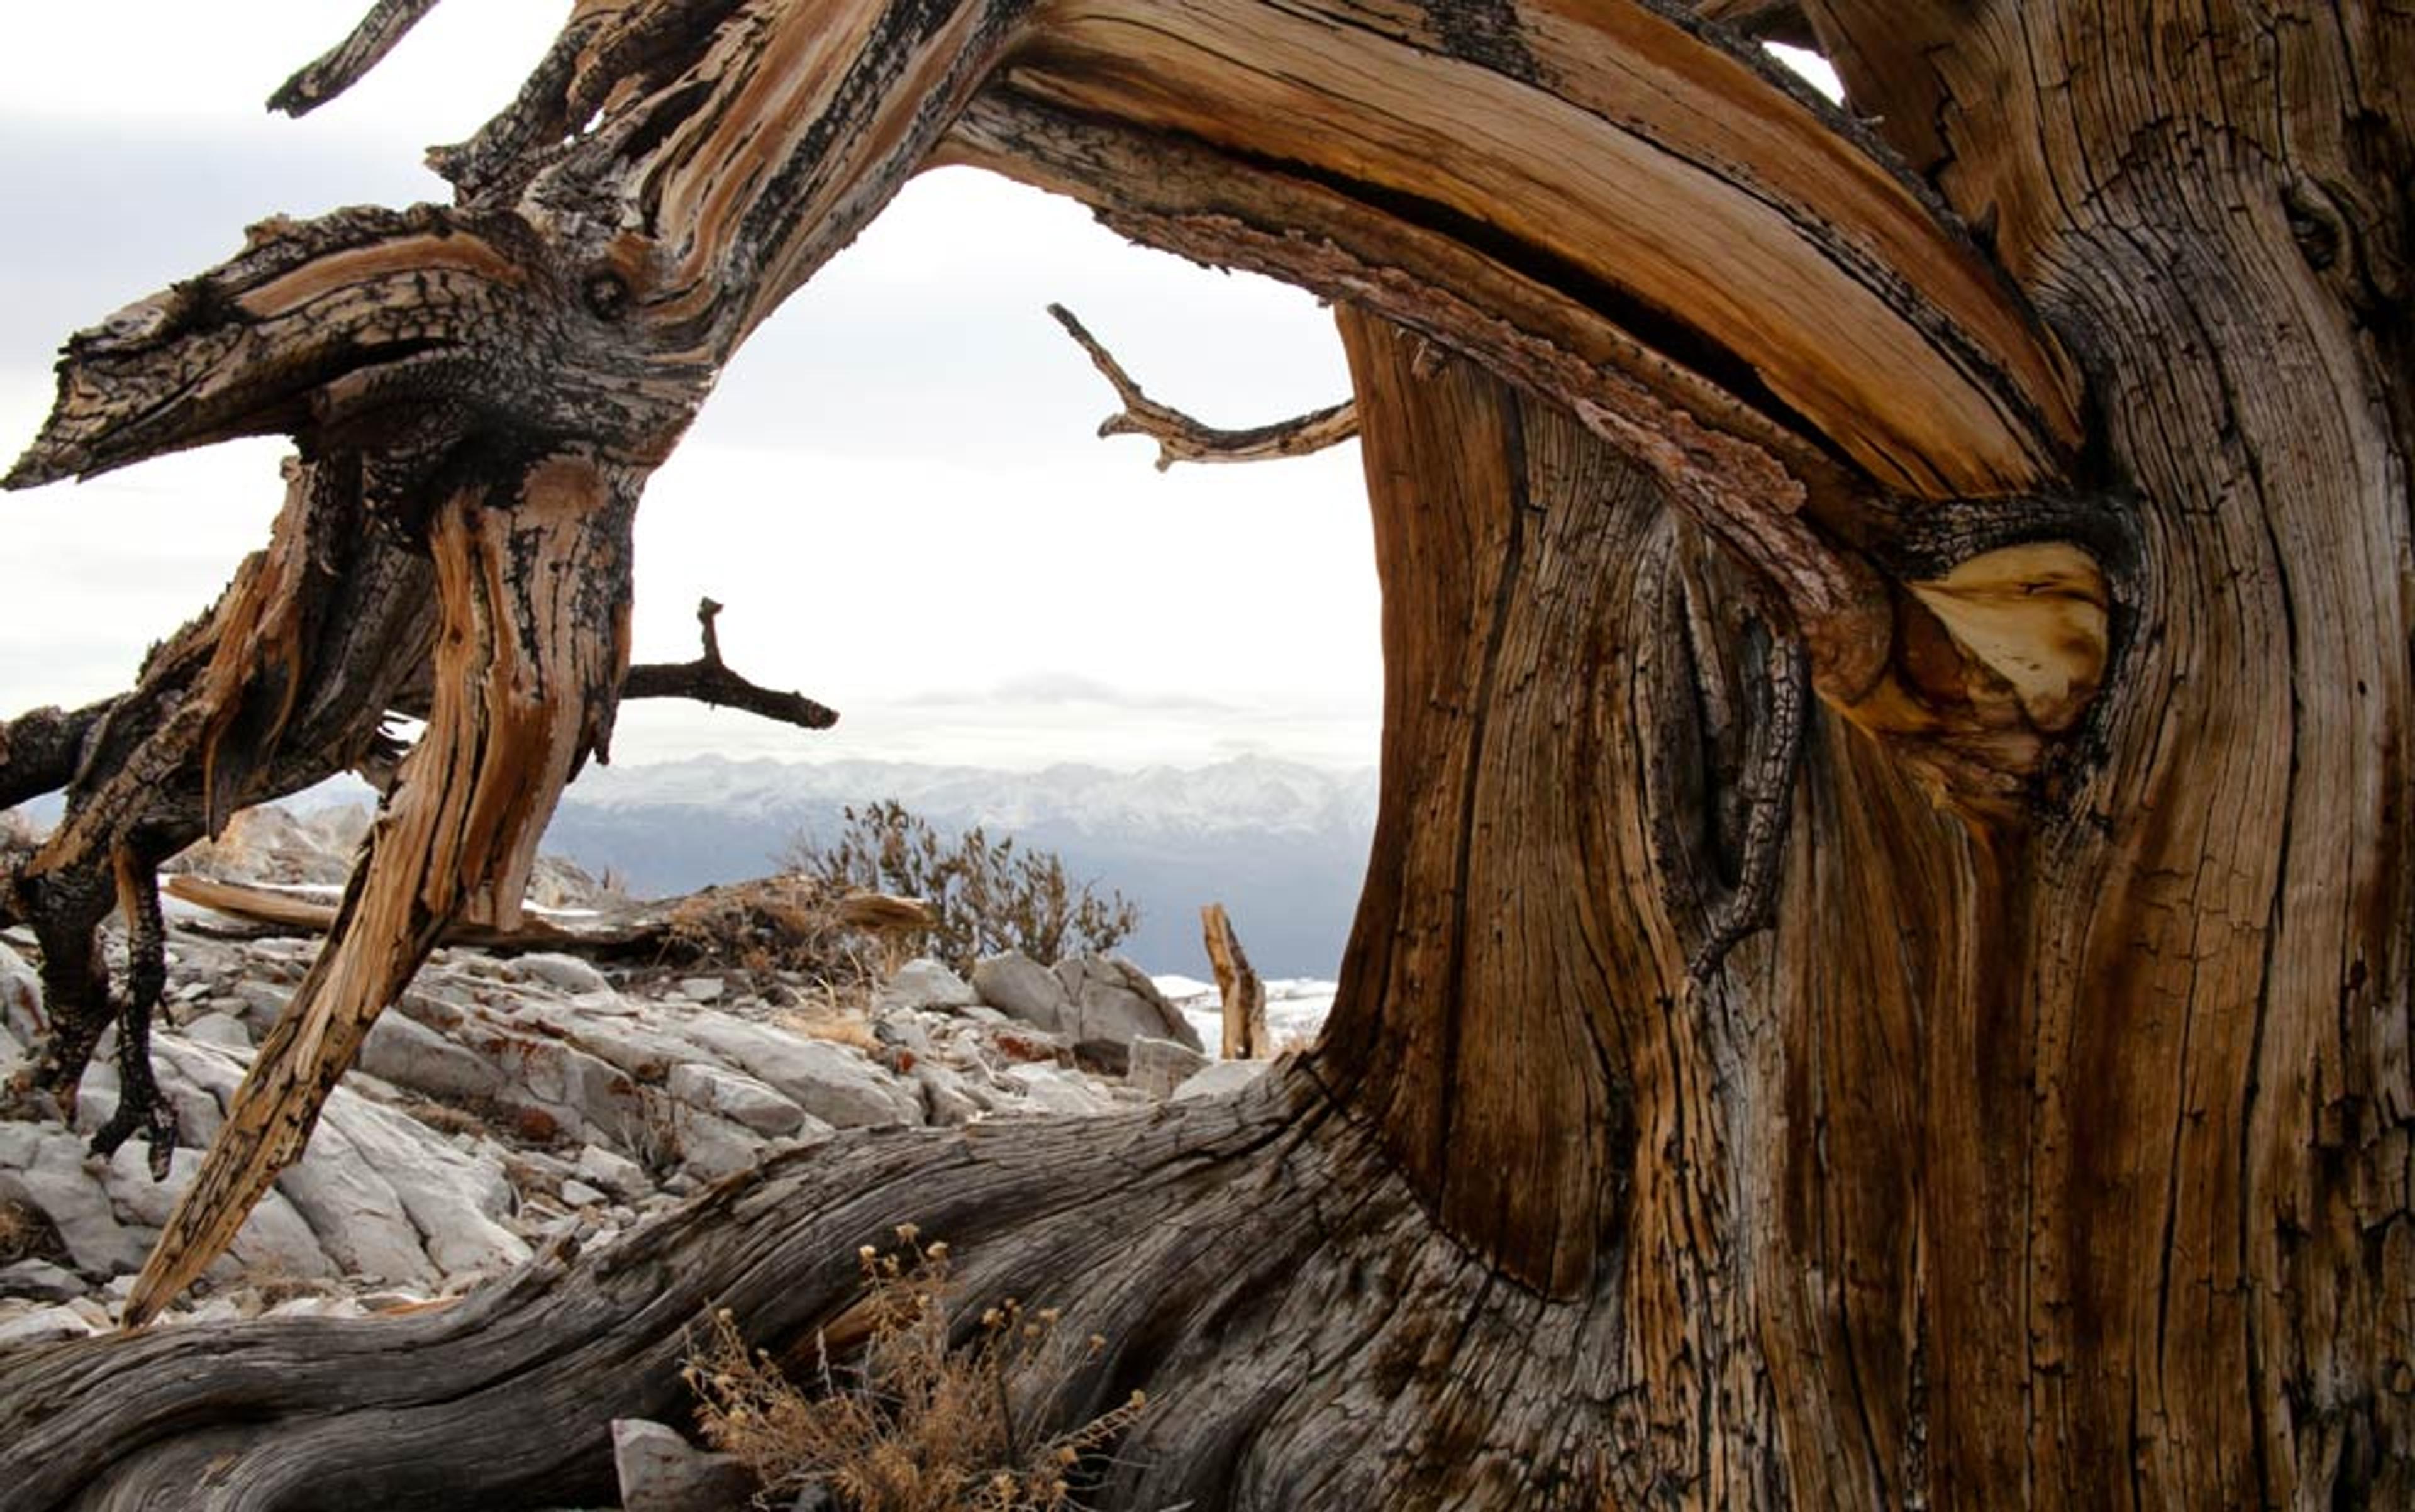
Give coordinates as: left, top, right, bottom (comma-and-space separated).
0, 0, 2406, 1506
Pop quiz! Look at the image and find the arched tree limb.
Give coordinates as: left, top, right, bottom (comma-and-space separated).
2, 0, 2110, 1332
0, 4, 2180, 1498
1045, 303, 1358, 469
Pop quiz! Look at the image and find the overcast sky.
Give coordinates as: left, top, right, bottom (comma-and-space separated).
0, 3, 1381, 772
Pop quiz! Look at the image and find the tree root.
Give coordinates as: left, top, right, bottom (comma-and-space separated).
0, 1069, 1632, 1512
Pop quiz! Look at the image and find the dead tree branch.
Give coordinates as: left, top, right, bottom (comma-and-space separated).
1046, 303, 1357, 470
267, 0, 447, 116
0, 698, 116, 813
620, 598, 838, 731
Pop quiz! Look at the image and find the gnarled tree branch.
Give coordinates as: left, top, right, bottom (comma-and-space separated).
1046, 302, 1358, 468
267, 0, 448, 117
621, 598, 838, 730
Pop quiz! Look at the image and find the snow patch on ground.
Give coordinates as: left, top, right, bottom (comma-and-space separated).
1158, 974, 1335, 1056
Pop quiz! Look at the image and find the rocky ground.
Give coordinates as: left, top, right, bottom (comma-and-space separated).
0, 879, 1263, 1350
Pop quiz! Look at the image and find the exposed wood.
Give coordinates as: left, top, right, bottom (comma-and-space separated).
1047, 303, 1357, 469
1198, 902, 1267, 1060
162, 875, 931, 960
163, 876, 614, 952
126, 457, 636, 1326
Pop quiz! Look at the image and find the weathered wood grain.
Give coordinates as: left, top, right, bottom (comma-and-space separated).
0, 0, 2405, 1504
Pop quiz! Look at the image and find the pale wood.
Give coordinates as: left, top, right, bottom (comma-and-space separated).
1199, 902, 1267, 1061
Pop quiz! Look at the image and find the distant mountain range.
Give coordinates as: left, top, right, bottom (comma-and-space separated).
540, 755, 1380, 979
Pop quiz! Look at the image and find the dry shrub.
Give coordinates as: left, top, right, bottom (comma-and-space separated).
660, 874, 883, 992
686, 1230, 1145, 1511
784, 803, 1138, 974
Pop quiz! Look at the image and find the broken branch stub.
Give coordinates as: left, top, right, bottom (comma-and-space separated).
1201, 903, 1269, 1060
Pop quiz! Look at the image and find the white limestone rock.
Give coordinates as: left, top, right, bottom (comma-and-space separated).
875, 958, 980, 1013
969, 952, 1071, 1031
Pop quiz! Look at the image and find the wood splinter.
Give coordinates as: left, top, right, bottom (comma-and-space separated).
1047, 303, 1358, 469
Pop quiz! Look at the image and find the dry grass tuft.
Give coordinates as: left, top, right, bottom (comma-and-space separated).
685, 1230, 1144, 1511
0, 1198, 36, 1264
774, 998, 881, 1054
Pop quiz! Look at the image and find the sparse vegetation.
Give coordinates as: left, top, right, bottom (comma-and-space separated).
784, 804, 1138, 973
684, 1230, 1144, 1511
658, 873, 885, 991
0, 1198, 38, 1264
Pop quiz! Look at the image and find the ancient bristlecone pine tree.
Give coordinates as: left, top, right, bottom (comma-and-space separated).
1, 1, 2406, 1507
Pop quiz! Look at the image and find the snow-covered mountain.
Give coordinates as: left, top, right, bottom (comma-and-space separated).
542, 755, 1379, 979
559, 752, 1377, 838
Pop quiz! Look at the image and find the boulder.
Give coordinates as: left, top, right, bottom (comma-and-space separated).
321, 1099, 528, 1278
912, 1062, 985, 1126
0, 942, 42, 1047
182, 1013, 253, 1053
532, 1008, 699, 1084
357, 1010, 508, 1104
1128, 1037, 1213, 1099
875, 958, 980, 1013
969, 952, 1072, 1031
267, 1115, 441, 1286
0, 1259, 84, 1303
1053, 955, 1204, 1053
612, 1418, 757, 1512
0, 1133, 149, 1276
104, 1146, 337, 1282
672, 1108, 776, 1181
509, 952, 614, 996
575, 1142, 650, 1199
0, 1303, 94, 1349
1001, 1063, 1115, 1117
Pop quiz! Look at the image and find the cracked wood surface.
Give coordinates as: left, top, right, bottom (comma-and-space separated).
1, 0, 2405, 1505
